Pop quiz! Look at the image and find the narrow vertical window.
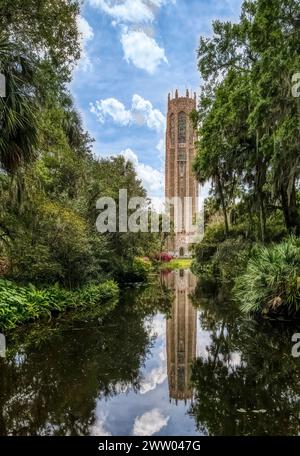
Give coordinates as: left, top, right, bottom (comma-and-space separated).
170, 113, 175, 145
178, 112, 186, 143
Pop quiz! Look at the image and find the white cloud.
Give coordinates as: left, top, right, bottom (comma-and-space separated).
133, 409, 169, 436
132, 94, 165, 132
121, 148, 139, 166
77, 15, 94, 42
90, 412, 112, 436
156, 138, 165, 159
88, 2, 171, 74
89, 95, 166, 199
121, 30, 168, 74
148, 196, 165, 212
89, 96, 166, 201
89, 0, 153, 23
76, 15, 94, 71
88, 0, 174, 24
120, 148, 163, 195
90, 98, 132, 125
90, 94, 165, 133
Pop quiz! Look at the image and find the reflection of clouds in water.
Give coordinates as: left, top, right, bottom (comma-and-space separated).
197, 328, 212, 359
90, 412, 112, 436
148, 317, 165, 338
219, 351, 243, 372
206, 351, 244, 373
229, 351, 242, 368
89, 298, 199, 436
113, 382, 130, 395
133, 409, 169, 436
197, 322, 244, 371
141, 315, 167, 395
14, 352, 26, 366
140, 362, 167, 395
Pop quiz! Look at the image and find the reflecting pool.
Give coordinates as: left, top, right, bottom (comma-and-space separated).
0, 269, 300, 435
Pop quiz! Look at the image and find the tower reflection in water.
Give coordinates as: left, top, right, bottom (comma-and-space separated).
163, 269, 197, 405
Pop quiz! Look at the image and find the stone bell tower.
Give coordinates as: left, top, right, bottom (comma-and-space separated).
165, 90, 199, 257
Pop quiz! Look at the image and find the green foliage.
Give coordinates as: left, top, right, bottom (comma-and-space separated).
193, 0, 300, 318
193, 223, 228, 264
194, 0, 300, 239
75, 281, 119, 311
0, 34, 38, 172
213, 238, 252, 285
110, 257, 153, 284
0, 95, 157, 287
202, 223, 228, 244
0, 279, 119, 330
0, 0, 80, 76
234, 237, 300, 316
0, 0, 162, 339
193, 222, 249, 266
0, 0, 161, 295
192, 221, 253, 305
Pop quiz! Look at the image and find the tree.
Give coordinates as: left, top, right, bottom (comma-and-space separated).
0, 0, 80, 75
194, 0, 300, 238
0, 34, 38, 172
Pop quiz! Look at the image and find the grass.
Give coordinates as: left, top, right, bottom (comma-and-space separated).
160, 258, 192, 271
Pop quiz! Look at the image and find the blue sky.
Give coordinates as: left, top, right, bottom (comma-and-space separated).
71, 0, 243, 203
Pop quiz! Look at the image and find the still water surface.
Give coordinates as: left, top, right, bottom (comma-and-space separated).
0, 269, 300, 435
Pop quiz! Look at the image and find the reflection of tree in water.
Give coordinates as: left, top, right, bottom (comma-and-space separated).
129, 272, 173, 318
189, 286, 300, 435
0, 300, 155, 436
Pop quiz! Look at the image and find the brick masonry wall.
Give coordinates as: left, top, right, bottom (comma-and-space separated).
165, 90, 199, 257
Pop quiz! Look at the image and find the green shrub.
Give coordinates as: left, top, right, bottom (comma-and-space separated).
194, 223, 250, 266
111, 257, 152, 284
76, 281, 119, 307
203, 223, 228, 243
194, 242, 217, 263
0, 279, 119, 330
194, 223, 228, 264
234, 236, 300, 316
213, 238, 252, 285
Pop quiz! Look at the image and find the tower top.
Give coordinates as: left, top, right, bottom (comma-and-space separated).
168, 89, 197, 105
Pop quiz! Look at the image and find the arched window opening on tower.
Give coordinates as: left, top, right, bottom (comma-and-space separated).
178, 112, 186, 143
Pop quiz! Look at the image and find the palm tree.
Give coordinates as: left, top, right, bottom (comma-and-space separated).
0, 33, 38, 172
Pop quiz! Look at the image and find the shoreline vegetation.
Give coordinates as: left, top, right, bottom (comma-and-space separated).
0, 2, 173, 332
192, 228, 300, 319
0, 279, 119, 331
191, 0, 300, 319
0, 256, 192, 332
